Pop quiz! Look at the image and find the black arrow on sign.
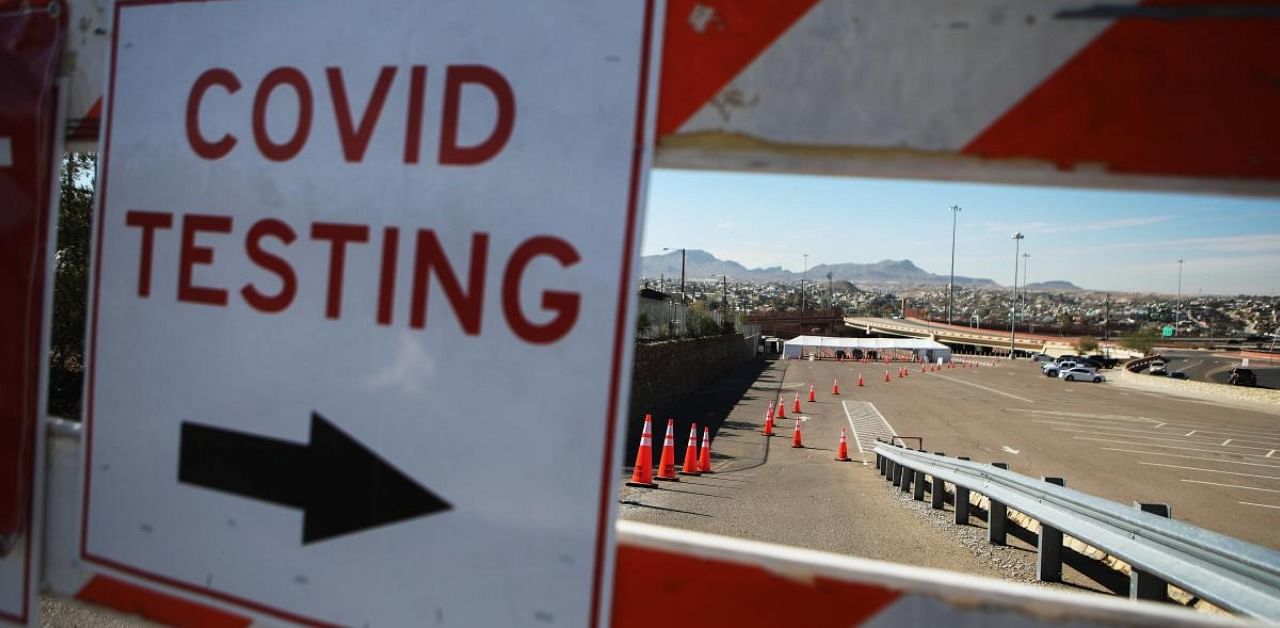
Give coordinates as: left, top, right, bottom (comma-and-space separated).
178, 412, 451, 544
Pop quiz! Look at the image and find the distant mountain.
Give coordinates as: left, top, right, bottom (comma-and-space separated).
1024, 280, 1080, 291
639, 249, 1000, 286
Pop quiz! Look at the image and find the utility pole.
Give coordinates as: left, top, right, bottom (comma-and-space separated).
722, 275, 728, 326
827, 271, 833, 311
1010, 232, 1024, 359
801, 253, 809, 312
1104, 293, 1111, 341
1176, 259, 1184, 335
947, 205, 961, 325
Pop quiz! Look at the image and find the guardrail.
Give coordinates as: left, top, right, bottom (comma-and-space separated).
873, 442, 1280, 620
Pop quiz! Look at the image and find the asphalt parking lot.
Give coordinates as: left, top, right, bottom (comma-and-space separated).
622, 355, 1280, 553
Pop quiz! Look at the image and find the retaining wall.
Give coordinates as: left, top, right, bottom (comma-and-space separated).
1118, 358, 1280, 407
629, 334, 759, 424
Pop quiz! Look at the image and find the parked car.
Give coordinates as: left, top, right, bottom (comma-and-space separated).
1086, 354, 1120, 369
1060, 367, 1104, 383
1148, 360, 1168, 376
1043, 361, 1080, 377
1228, 368, 1257, 387
1169, 371, 1189, 380
1030, 353, 1053, 362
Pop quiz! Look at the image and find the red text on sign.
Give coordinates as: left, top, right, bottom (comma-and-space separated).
186, 65, 515, 165
122, 211, 580, 344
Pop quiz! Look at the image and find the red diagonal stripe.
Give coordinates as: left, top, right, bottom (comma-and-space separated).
963, 0, 1280, 180
658, 0, 820, 136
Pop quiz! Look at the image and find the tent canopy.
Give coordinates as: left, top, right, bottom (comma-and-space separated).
782, 335, 951, 360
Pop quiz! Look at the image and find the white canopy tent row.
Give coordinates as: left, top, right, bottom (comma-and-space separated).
782, 335, 952, 363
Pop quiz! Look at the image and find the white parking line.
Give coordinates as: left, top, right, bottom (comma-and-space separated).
932, 374, 1035, 403
1101, 448, 1280, 469
1240, 502, 1280, 511
1222, 439, 1233, 446
1010, 410, 1160, 425
1074, 437, 1271, 458
1016, 410, 1280, 439
1186, 430, 1197, 437
1182, 479, 1280, 494
1139, 462, 1280, 482
843, 400, 897, 462
1031, 419, 1280, 445
1054, 428, 1274, 451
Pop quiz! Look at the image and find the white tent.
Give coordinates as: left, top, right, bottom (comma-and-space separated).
781, 335, 951, 362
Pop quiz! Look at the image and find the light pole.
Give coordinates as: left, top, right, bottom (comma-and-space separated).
1010, 233, 1024, 358
947, 205, 961, 325
1176, 259, 1184, 335
801, 253, 809, 312
1021, 252, 1030, 330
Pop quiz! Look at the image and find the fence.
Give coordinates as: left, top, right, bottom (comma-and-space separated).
873, 442, 1280, 620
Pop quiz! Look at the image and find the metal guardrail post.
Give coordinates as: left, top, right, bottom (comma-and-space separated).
1038, 477, 1066, 582
954, 457, 970, 525
872, 444, 1280, 617
889, 459, 900, 485
913, 468, 926, 501
988, 462, 1009, 546
1132, 502, 1173, 604
931, 452, 946, 509
900, 461, 913, 493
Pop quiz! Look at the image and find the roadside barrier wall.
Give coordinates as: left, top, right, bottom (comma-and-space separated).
627, 334, 758, 450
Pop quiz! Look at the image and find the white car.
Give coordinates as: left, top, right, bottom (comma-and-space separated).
1059, 367, 1104, 383
1149, 360, 1168, 376
1043, 361, 1080, 377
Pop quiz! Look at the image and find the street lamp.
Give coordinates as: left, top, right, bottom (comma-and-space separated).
1176, 259, 1184, 335
1021, 252, 1030, 330
947, 205, 962, 325
1010, 233, 1024, 358
801, 253, 809, 312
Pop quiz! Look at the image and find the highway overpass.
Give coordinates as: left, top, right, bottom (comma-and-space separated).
844, 317, 1141, 359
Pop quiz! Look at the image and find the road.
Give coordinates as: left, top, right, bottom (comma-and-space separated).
620, 353, 1280, 582
1158, 349, 1280, 388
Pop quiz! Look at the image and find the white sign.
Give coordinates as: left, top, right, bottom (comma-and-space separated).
84, 1, 656, 625
1242, 358, 1250, 368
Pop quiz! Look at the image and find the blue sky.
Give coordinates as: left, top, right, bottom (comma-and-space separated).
641, 170, 1280, 296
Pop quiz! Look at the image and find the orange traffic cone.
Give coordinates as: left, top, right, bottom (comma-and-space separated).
626, 414, 659, 488
767, 400, 775, 421
791, 417, 804, 448
832, 379, 840, 395
834, 428, 852, 462
857, 371, 864, 387
920, 363, 926, 373
884, 370, 891, 382
680, 423, 701, 476
793, 393, 801, 413
655, 418, 679, 481
698, 427, 713, 473
897, 367, 904, 378
777, 397, 787, 419
762, 411, 775, 436
808, 384, 815, 402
